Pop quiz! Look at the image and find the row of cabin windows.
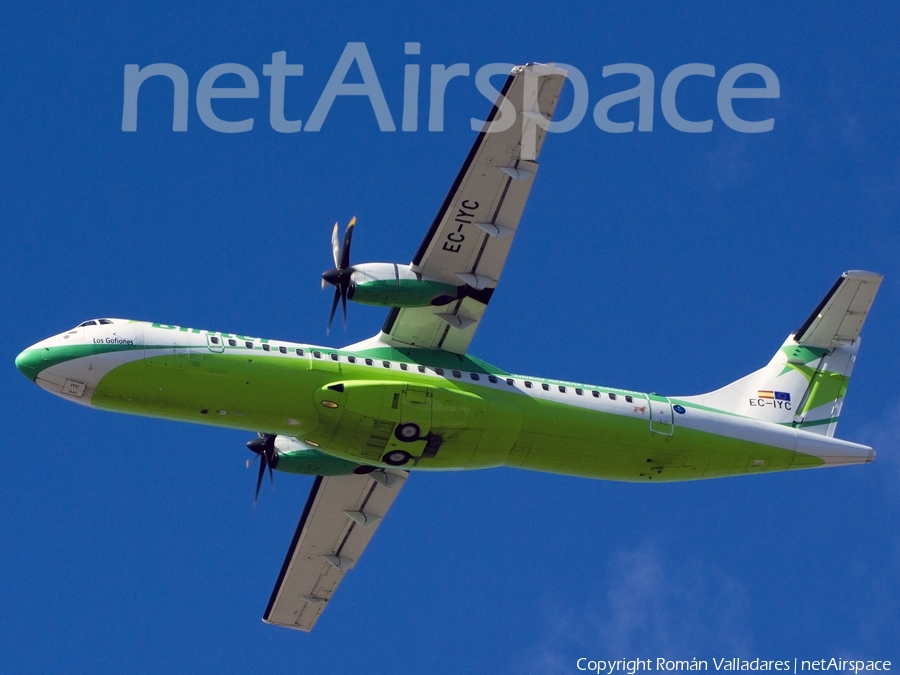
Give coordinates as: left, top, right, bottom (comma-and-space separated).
208, 336, 305, 356
203, 338, 635, 402
520, 380, 633, 402
207, 340, 502, 386
308, 352, 518, 387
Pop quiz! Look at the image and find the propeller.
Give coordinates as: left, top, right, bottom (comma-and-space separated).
321, 216, 356, 333
246, 433, 279, 504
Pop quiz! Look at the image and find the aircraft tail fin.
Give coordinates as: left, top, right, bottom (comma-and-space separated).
681, 271, 882, 437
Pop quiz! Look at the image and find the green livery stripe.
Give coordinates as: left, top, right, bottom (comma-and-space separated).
337, 345, 508, 373
17, 343, 143, 378
670, 399, 746, 419
799, 373, 849, 416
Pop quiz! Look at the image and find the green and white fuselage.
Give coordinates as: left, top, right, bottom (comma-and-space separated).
13, 64, 883, 632
15, 317, 875, 482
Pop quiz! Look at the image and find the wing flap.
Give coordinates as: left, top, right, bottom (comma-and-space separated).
263, 470, 408, 631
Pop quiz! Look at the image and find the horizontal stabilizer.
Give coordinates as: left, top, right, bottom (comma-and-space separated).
794, 271, 883, 349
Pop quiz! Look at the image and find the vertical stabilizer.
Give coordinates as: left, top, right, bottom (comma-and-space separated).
681, 271, 882, 437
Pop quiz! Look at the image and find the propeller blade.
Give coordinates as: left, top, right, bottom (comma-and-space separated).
331, 222, 340, 268
248, 433, 279, 504
340, 217, 356, 269
327, 287, 341, 334
254, 454, 266, 504
323, 217, 357, 332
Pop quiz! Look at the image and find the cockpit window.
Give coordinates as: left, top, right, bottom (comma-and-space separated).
98, 319, 113, 325
78, 320, 98, 327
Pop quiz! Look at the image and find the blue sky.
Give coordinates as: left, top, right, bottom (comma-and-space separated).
2, 2, 898, 673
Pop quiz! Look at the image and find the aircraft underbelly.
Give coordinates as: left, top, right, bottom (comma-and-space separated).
84, 351, 868, 481
508, 401, 808, 482
92, 352, 322, 435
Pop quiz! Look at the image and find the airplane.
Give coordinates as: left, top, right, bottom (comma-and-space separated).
15, 63, 883, 632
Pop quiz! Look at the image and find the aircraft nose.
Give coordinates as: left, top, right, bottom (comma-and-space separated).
15, 347, 45, 381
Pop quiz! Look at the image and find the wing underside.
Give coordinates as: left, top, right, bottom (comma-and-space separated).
378, 63, 567, 355
263, 470, 408, 631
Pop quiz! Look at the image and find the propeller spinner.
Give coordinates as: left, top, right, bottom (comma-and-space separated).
321, 217, 356, 333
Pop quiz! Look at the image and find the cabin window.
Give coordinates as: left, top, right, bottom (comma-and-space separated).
331, 353, 339, 361
400, 363, 408, 371
262, 344, 271, 352
348, 356, 356, 363
228, 339, 237, 347
506, 378, 515, 386
576, 388, 584, 396
625, 395, 633, 403
559, 386, 566, 393
313, 351, 322, 359
365, 358, 373, 366
278, 346, 287, 354
525, 381, 533, 388
452, 370, 461, 378
383, 361, 391, 368
418, 365, 426, 373
488, 375, 498, 383
541, 383, 550, 391
295, 348, 304, 356
435, 368, 444, 376
470, 373, 479, 381
210, 337, 220, 345
245, 341, 253, 349
608, 393, 617, 401
592, 391, 600, 398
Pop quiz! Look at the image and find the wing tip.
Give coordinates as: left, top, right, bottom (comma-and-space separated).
843, 269, 883, 282
515, 62, 569, 78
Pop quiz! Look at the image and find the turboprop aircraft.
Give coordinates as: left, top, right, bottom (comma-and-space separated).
15, 63, 883, 632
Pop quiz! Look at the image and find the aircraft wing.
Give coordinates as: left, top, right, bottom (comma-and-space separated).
379, 63, 567, 355
263, 469, 408, 631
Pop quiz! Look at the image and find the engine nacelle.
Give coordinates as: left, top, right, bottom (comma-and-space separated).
347, 263, 462, 308
272, 436, 365, 476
